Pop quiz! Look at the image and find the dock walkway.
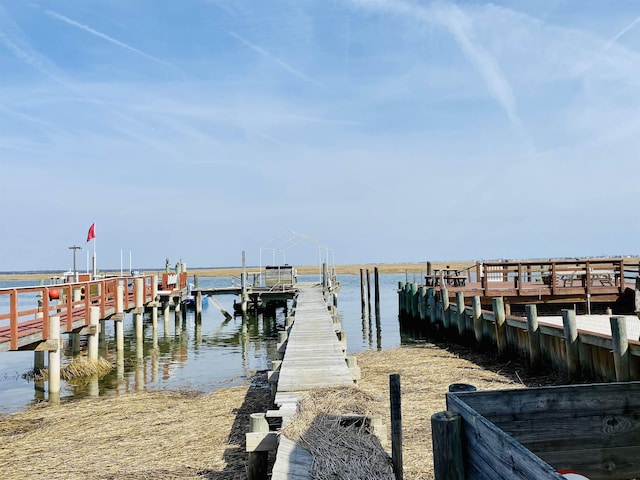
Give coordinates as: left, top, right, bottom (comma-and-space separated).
268, 283, 357, 480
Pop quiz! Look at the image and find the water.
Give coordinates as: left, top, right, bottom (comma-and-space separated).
0, 273, 408, 414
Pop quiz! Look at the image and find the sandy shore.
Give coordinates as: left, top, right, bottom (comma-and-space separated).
0, 341, 562, 479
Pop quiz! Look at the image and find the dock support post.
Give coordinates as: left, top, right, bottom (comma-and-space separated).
366, 269, 372, 316
562, 309, 580, 381
374, 267, 380, 318
71, 332, 80, 357
195, 291, 203, 322
397, 280, 403, 317
115, 317, 124, 380
472, 296, 483, 344
135, 313, 144, 361
492, 297, 508, 359
88, 306, 100, 362
34, 350, 45, 400
431, 411, 464, 480
247, 413, 270, 480
48, 315, 61, 403
152, 305, 158, 337
390, 374, 403, 480
241, 251, 248, 313
525, 305, 541, 372
610, 316, 630, 382
163, 301, 170, 321
408, 283, 417, 319
455, 291, 465, 337
360, 268, 368, 316
418, 287, 427, 321
440, 288, 450, 329
427, 288, 436, 326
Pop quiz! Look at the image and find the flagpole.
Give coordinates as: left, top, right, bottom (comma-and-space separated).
93, 236, 97, 279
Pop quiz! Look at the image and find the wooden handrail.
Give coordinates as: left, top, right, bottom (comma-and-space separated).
0, 274, 161, 351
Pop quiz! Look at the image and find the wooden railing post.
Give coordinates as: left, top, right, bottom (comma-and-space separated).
48, 315, 61, 401
9, 289, 18, 350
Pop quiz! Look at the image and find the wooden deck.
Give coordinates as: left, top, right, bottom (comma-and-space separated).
269, 283, 356, 479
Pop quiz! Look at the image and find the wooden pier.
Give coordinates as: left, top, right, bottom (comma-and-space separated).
423, 258, 637, 312
246, 281, 360, 480
0, 270, 188, 401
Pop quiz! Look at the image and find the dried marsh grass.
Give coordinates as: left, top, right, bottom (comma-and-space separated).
1, 343, 563, 480
281, 386, 394, 480
0, 374, 271, 480
24, 356, 113, 383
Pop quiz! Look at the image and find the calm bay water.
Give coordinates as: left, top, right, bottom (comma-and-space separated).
0, 273, 410, 414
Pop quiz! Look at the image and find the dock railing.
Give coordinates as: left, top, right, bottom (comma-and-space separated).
0, 274, 156, 351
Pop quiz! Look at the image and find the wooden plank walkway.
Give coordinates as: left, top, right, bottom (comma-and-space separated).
270, 283, 356, 480
275, 283, 353, 404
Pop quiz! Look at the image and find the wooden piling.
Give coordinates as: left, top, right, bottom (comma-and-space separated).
431, 411, 464, 480
390, 374, 403, 480
610, 316, 630, 381
455, 291, 465, 336
492, 297, 507, 359
247, 413, 270, 480
525, 304, 541, 372
427, 288, 436, 325
374, 267, 380, 318
115, 318, 124, 353
396, 280, 407, 318
362, 270, 368, 315
562, 309, 580, 381
48, 315, 61, 399
418, 286, 427, 321
366, 269, 372, 316
409, 283, 418, 319
135, 313, 144, 360
472, 296, 482, 344
88, 306, 100, 362
441, 288, 450, 329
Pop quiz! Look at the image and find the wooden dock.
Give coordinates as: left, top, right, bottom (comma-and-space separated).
248, 282, 359, 480
423, 258, 638, 311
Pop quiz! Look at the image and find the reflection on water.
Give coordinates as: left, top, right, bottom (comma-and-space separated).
0, 273, 418, 413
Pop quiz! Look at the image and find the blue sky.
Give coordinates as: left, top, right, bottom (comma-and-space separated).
1, 0, 639, 271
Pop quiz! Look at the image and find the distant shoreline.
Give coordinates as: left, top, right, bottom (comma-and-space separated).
0, 261, 475, 281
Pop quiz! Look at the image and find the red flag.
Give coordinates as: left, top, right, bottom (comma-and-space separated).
86, 223, 96, 242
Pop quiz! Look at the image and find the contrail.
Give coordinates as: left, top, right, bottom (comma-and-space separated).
45, 9, 178, 71
228, 31, 328, 91
344, 0, 523, 131
605, 14, 640, 49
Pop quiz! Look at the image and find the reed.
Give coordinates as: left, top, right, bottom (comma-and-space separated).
23, 356, 113, 383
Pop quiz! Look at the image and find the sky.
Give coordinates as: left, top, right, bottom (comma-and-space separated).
1, 0, 639, 271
